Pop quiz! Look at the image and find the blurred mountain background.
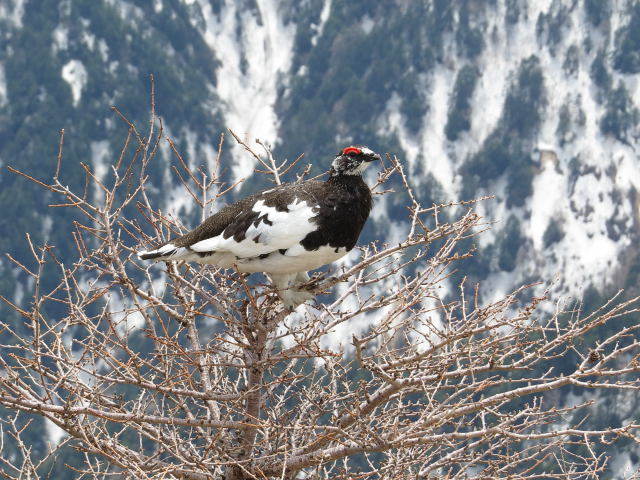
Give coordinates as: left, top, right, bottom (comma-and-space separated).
0, 0, 639, 476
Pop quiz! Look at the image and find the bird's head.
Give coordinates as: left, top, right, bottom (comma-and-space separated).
330, 146, 381, 177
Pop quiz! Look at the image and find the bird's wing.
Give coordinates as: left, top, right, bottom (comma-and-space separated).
183, 182, 324, 258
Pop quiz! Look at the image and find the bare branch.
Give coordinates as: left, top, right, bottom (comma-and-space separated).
1, 109, 638, 479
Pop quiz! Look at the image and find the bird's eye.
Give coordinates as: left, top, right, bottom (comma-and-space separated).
342, 146, 362, 156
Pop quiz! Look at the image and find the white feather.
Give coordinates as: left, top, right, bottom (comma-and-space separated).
157, 243, 180, 255
237, 245, 347, 274
137, 243, 191, 260
270, 272, 313, 309
190, 198, 317, 258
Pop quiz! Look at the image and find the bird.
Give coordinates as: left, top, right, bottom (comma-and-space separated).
137, 145, 381, 308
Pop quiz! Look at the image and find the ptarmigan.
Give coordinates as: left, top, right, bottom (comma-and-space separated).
137, 146, 380, 308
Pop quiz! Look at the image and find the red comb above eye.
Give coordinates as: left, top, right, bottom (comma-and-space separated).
342, 146, 362, 155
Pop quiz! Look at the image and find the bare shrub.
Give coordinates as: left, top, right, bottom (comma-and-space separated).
1, 107, 639, 479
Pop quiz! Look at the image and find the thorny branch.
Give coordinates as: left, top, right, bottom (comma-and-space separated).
0, 105, 639, 479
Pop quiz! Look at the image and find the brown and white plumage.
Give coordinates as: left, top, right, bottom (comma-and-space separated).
138, 146, 380, 307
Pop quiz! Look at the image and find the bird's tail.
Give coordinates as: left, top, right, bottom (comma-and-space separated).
137, 243, 186, 261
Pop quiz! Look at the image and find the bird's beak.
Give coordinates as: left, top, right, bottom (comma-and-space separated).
367, 153, 382, 163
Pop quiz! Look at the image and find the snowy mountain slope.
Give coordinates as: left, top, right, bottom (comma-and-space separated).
446, 0, 640, 302
186, 0, 295, 178
276, 0, 640, 306
1, 2, 637, 301
0, 0, 639, 475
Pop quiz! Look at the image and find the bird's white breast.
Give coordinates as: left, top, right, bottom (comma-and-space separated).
236, 245, 348, 274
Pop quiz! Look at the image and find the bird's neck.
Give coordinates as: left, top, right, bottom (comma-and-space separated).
327, 173, 366, 186
327, 174, 372, 210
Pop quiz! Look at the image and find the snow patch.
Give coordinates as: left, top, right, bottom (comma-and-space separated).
82, 30, 96, 51
0, 0, 25, 27
165, 128, 199, 218
553, 172, 626, 292
431, 0, 640, 307
481, 269, 520, 306
420, 65, 457, 197
194, 0, 295, 179
475, 176, 510, 249
104, 0, 144, 27
91, 141, 110, 179
0, 64, 7, 107
312, 0, 332, 46
13, 278, 24, 307
90, 141, 110, 204
378, 93, 420, 169
43, 216, 53, 242
518, 0, 638, 298
52, 24, 69, 53
61, 60, 88, 107
379, 68, 457, 199
529, 156, 564, 250
98, 38, 109, 62
45, 418, 68, 446
361, 15, 374, 35
609, 453, 635, 480
107, 291, 146, 336
370, 192, 390, 223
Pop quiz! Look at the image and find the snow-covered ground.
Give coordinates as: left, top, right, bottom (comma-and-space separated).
62, 60, 88, 107
0, 63, 7, 107
381, 0, 640, 305
193, 0, 295, 179
0, 0, 25, 28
